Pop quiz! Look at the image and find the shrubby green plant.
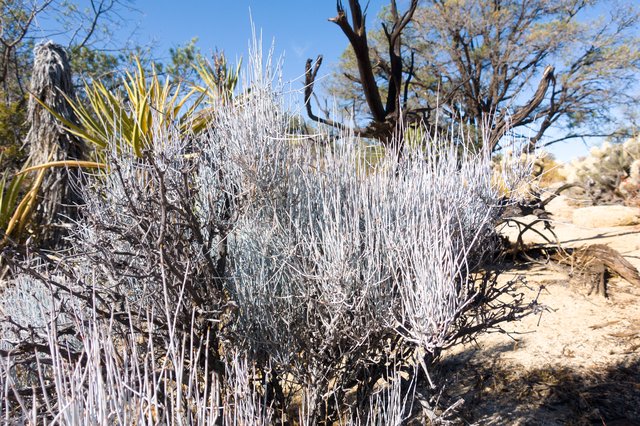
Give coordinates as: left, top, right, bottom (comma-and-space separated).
0, 44, 535, 424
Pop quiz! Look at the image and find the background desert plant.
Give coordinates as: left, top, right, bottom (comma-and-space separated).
569, 137, 640, 205
0, 164, 46, 253
0, 167, 28, 241
39, 59, 197, 159
1, 42, 109, 256
7, 44, 240, 256
0, 43, 536, 424
0, 159, 106, 257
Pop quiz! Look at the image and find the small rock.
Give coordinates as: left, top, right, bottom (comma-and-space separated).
572, 205, 640, 228
545, 195, 575, 220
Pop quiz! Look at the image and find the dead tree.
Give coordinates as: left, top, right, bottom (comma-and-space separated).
305, 0, 418, 147
26, 41, 84, 248
305, 0, 556, 152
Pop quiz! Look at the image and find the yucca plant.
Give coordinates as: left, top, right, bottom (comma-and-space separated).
193, 53, 241, 101
36, 55, 242, 160
20, 49, 240, 251
0, 169, 27, 244
36, 59, 200, 158
0, 163, 44, 248
0, 159, 106, 249
189, 54, 242, 133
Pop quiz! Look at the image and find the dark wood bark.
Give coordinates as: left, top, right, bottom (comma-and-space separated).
304, 0, 418, 146
488, 65, 556, 151
550, 244, 640, 298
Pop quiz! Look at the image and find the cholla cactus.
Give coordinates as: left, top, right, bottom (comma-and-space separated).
571, 137, 640, 205
619, 158, 640, 206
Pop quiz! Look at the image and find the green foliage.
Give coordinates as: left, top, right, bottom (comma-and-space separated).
69, 45, 123, 87
0, 93, 28, 172
0, 70, 30, 171
160, 38, 241, 91
189, 54, 242, 130
192, 53, 241, 102
0, 94, 28, 234
163, 37, 205, 82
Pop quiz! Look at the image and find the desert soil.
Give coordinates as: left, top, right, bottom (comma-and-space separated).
439, 213, 640, 425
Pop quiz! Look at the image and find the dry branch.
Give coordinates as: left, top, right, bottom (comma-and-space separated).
489, 65, 556, 151
305, 0, 419, 145
559, 244, 640, 297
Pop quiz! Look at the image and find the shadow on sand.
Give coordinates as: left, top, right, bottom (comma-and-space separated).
434, 344, 640, 425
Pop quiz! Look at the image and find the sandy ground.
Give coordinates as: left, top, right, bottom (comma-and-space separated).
438, 216, 640, 425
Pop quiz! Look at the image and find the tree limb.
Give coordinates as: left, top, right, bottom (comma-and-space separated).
304, 55, 350, 131
382, 0, 418, 116
331, 0, 386, 121
489, 65, 555, 150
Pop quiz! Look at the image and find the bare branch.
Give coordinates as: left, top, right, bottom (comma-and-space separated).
541, 131, 634, 148
330, 0, 386, 121
304, 55, 351, 132
76, 0, 115, 48
383, 0, 419, 116
489, 65, 555, 150
403, 50, 415, 110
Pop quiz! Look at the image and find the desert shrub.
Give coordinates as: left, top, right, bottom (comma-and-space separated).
535, 153, 566, 188
491, 149, 544, 200
570, 138, 640, 205
0, 45, 535, 424
0, 93, 28, 173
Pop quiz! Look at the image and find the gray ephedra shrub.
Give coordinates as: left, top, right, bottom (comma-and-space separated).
0, 48, 533, 424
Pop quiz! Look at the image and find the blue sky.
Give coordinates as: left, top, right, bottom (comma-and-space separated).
134, 1, 390, 84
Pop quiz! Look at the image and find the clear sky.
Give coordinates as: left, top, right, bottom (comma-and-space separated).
133, 1, 390, 85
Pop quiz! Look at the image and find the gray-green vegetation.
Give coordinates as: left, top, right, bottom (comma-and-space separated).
0, 42, 536, 423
